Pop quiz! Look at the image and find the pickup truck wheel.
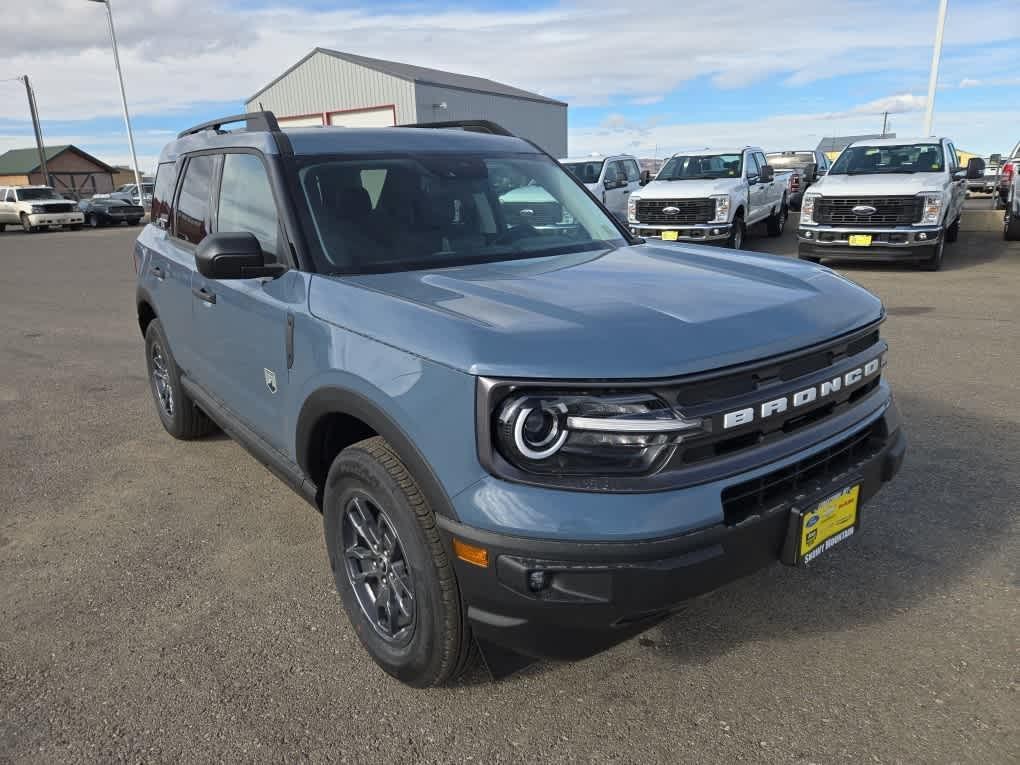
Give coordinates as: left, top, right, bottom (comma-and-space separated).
766, 202, 787, 237
919, 238, 945, 271
143, 319, 216, 439
945, 216, 960, 243
0, 223, 6, 232
727, 215, 745, 249
1005, 204, 1020, 241
20, 214, 38, 233
324, 436, 474, 688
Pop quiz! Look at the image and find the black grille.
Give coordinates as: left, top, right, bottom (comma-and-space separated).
636, 198, 714, 225
721, 420, 887, 526
814, 196, 922, 226
502, 202, 562, 226
42, 203, 76, 213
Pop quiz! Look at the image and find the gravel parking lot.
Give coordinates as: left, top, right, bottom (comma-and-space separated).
1, 220, 1017, 763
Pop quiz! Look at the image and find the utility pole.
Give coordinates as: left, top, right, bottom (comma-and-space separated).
20, 76, 50, 186
923, 0, 949, 136
881, 111, 889, 137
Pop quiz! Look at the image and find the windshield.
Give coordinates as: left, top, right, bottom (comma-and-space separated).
829, 144, 945, 175
298, 152, 627, 275
561, 161, 605, 184
17, 188, 62, 201
657, 154, 741, 180
766, 152, 815, 169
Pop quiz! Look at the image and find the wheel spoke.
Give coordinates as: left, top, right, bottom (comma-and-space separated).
345, 543, 374, 561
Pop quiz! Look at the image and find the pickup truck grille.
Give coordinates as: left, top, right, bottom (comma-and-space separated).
502, 202, 562, 226
814, 196, 922, 226
40, 203, 76, 214
635, 198, 714, 225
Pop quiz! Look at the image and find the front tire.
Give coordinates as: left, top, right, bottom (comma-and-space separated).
945, 215, 960, 243
727, 214, 745, 249
20, 214, 37, 233
144, 319, 216, 439
88, 214, 100, 228
323, 437, 474, 687
919, 238, 945, 271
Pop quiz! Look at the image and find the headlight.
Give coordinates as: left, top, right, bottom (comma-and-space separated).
918, 193, 943, 225
801, 193, 819, 223
711, 195, 730, 223
31, 205, 46, 214
627, 194, 639, 223
491, 390, 702, 477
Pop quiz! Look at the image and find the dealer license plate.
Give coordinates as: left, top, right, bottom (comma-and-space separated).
661, 230, 679, 241
848, 234, 872, 247
797, 485, 860, 564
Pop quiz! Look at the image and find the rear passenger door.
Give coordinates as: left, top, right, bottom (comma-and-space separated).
189, 150, 299, 455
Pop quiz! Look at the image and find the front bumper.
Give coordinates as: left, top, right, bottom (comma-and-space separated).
798, 224, 941, 261
441, 404, 905, 662
28, 212, 84, 227
629, 222, 731, 242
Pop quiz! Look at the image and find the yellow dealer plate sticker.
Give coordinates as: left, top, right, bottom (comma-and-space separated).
800, 485, 860, 564
848, 234, 872, 247
661, 230, 679, 241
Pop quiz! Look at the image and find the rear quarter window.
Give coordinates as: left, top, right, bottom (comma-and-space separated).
151, 162, 178, 225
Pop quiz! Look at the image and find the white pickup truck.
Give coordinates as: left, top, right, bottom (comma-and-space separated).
627, 146, 791, 248
559, 154, 642, 222
0, 185, 84, 232
798, 137, 984, 271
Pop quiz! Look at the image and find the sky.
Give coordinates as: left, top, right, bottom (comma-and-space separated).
1, 0, 1017, 172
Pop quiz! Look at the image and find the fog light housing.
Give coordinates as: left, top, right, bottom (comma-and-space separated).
917, 232, 928, 241
802, 230, 813, 238
528, 571, 549, 592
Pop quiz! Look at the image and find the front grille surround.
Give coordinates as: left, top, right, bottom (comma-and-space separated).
814, 196, 923, 226
636, 198, 714, 225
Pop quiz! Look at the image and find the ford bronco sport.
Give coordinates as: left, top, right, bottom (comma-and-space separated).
135, 112, 906, 686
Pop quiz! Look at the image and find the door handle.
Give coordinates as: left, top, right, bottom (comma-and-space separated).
622, 190, 630, 195
192, 286, 216, 305
150, 265, 165, 280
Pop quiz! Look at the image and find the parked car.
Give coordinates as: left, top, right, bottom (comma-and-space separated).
798, 137, 982, 271
78, 197, 145, 227
136, 112, 905, 686
0, 185, 84, 232
965, 156, 999, 195
1003, 156, 1020, 240
110, 181, 155, 208
628, 147, 792, 248
995, 141, 1020, 209
559, 154, 642, 221
765, 150, 831, 210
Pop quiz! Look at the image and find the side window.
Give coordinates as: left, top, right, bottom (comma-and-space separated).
755, 152, 769, 172
945, 143, 957, 171
744, 152, 760, 179
217, 153, 280, 259
150, 162, 178, 225
174, 155, 216, 245
605, 161, 625, 184
624, 160, 641, 182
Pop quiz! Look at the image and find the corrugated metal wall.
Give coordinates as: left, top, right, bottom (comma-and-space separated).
246, 51, 417, 123
414, 83, 567, 156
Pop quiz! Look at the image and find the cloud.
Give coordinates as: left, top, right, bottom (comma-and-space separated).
959, 78, 982, 88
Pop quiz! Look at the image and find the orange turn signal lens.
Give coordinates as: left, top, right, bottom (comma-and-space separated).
452, 539, 489, 568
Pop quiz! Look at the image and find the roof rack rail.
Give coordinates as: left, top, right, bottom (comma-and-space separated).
397, 120, 515, 137
177, 111, 281, 139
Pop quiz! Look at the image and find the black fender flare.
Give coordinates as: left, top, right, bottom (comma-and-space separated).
296, 386, 460, 520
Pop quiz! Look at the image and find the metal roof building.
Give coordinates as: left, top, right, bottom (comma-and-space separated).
245, 48, 568, 156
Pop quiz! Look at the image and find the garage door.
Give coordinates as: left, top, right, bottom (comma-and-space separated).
277, 114, 325, 129
326, 107, 395, 128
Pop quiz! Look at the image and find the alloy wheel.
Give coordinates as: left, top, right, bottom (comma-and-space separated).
342, 495, 416, 644
150, 343, 174, 416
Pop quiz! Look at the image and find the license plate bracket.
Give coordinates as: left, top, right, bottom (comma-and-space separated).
780, 482, 861, 566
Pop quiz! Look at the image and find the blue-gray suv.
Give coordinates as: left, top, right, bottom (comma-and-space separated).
135, 112, 906, 686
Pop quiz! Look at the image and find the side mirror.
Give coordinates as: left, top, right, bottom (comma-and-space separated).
804, 162, 818, 181
759, 165, 775, 182
640, 170, 651, 186
965, 157, 985, 180
195, 232, 286, 279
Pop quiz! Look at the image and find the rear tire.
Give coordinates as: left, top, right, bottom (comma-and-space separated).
945, 215, 960, 243
144, 319, 216, 439
323, 436, 474, 688
1005, 202, 1020, 241
766, 200, 788, 237
727, 214, 745, 249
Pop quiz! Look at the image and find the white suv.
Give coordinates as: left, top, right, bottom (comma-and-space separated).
559, 154, 642, 222
0, 186, 85, 232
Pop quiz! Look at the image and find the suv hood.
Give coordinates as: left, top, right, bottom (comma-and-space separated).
309, 245, 882, 379
813, 172, 946, 196
638, 178, 743, 199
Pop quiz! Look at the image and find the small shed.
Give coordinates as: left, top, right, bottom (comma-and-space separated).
0, 145, 117, 198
